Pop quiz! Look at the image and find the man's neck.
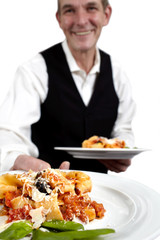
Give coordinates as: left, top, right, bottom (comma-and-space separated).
70, 48, 96, 74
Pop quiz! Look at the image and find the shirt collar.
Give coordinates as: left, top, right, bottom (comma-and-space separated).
62, 39, 100, 74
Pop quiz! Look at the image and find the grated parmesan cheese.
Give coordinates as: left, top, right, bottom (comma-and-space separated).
31, 187, 46, 202
29, 206, 46, 229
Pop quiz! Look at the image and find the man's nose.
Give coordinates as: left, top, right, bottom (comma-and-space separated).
75, 9, 88, 26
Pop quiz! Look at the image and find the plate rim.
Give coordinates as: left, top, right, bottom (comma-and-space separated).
54, 147, 149, 152
54, 147, 150, 159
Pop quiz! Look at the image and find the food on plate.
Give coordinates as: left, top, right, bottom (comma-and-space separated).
0, 221, 33, 240
33, 226, 115, 240
0, 220, 115, 240
0, 169, 105, 229
82, 135, 126, 148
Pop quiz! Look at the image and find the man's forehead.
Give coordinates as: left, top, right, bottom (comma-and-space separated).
59, 0, 101, 7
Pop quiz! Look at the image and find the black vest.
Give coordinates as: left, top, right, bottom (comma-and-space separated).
31, 43, 119, 173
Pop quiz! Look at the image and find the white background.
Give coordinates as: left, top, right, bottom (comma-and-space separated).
0, 0, 160, 237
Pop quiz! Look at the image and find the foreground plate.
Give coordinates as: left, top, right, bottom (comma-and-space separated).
86, 171, 160, 240
54, 147, 148, 159
1, 171, 160, 240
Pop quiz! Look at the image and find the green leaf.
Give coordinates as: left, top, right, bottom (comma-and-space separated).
32, 228, 115, 240
32, 229, 72, 240
0, 221, 33, 240
41, 220, 84, 231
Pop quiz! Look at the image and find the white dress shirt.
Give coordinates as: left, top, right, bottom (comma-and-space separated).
0, 40, 136, 170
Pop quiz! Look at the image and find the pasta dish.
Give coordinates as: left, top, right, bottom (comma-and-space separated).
0, 169, 105, 228
82, 136, 126, 148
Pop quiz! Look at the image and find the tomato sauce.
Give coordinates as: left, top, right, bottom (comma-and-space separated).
7, 204, 32, 223
59, 193, 105, 223
91, 201, 106, 218
5, 190, 22, 208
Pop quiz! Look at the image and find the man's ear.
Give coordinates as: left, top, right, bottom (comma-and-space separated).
56, 11, 61, 27
103, 5, 112, 26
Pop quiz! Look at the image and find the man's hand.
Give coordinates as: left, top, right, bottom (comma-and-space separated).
10, 155, 51, 171
99, 159, 131, 173
10, 155, 70, 171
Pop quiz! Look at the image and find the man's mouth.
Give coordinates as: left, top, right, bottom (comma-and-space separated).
74, 30, 92, 36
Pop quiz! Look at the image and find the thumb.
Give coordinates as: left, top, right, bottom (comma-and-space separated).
59, 161, 70, 170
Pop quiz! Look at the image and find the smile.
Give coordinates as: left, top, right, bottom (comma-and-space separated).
74, 30, 92, 36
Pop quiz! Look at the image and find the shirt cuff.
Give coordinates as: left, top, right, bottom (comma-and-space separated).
0, 151, 26, 171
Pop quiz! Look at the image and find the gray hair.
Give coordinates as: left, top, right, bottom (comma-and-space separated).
57, 0, 110, 14
101, 0, 109, 9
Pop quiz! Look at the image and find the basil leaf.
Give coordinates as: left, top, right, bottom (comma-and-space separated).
32, 229, 72, 240
0, 221, 33, 240
32, 228, 115, 240
41, 220, 84, 231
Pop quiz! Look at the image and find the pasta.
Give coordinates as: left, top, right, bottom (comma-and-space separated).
0, 169, 105, 228
82, 135, 126, 148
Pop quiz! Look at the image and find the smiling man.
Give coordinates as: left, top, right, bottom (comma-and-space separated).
56, 0, 112, 73
0, 0, 136, 173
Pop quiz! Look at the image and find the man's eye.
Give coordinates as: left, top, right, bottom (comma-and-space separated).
87, 7, 97, 12
64, 8, 74, 14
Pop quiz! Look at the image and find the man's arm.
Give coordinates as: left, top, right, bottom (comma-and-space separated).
99, 57, 136, 173
0, 54, 48, 171
110, 56, 136, 148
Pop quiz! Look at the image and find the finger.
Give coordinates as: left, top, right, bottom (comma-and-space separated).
114, 159, 132, 167
103, 162, 122, 173
11, 155, 51, 171
99, 159, 131, 173
59, 161, 70, 170
109, 163, 128, 172
36, 160, 51, 171
108, 160, 131, 172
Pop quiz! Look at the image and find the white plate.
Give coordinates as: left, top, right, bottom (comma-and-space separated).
85, 171, 160, 240
1, 171, 160, 240
54, 147, 148, 159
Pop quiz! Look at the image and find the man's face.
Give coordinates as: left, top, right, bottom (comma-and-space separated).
56, 0, 111, 54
